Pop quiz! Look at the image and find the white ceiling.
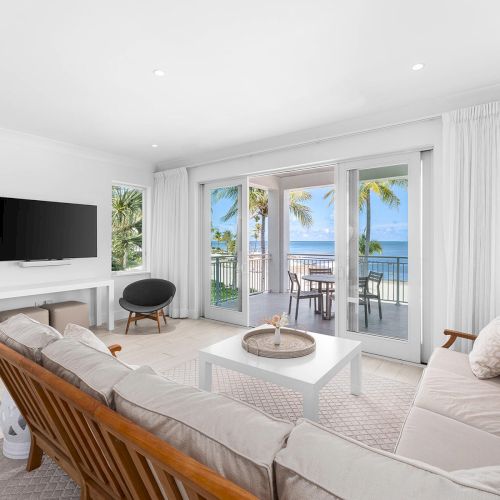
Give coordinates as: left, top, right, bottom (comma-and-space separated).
1, 0, 500, 164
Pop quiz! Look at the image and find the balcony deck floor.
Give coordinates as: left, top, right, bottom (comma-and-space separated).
249, 292, 408, 339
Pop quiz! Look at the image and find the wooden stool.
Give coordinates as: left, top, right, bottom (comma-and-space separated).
41, 301, 89, 333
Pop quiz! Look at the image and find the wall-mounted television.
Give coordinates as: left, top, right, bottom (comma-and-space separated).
0, 197, 97, 261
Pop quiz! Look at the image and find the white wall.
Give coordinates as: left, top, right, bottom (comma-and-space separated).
176, 117, 443, 362
0, 129, 154, 324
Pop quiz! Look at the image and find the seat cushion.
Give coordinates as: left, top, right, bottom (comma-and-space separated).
275, 419, 500, 500
41, 338, 132, 407
0, 313, 61, 363
414, 366, 500, 436
119, 298, 169, 313
113, 367, 293, 500
469, 317, 500, 379
396, 407, 500, 471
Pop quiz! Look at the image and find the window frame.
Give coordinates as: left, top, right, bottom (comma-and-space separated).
111, 181, 150, 276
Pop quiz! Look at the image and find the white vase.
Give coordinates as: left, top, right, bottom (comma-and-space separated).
0, 390, 31, 459
274, 327, 281, 345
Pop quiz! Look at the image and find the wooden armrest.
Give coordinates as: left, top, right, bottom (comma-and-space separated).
442, 329, 477, 349
108, 344, 122, 357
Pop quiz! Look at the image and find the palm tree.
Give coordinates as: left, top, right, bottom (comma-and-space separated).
213, 187, 313, 253
213, 186, 313, 290
112, 186, 143, 271
358, 233, 383, 255
222, 230, 236, 254
324, 178, 407, 270
213, 229, 223, 251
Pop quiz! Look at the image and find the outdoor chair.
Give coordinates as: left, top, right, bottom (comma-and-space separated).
308, 267, 333, 311
119, 278, 176, 334
366, 271, 383, 319
288, 271, 323, 321
358, 277, 369, 327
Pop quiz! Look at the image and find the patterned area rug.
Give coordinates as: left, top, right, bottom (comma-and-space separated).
0, 454, 79, 499
0, 361, 417, 498
163, 358, 418, 452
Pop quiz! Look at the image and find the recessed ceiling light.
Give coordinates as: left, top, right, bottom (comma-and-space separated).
153, 69, 165, 77
151, 144, 159, 148
412, 63, 425, 71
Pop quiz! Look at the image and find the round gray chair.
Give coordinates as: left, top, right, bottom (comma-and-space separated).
119, 279, 176, 334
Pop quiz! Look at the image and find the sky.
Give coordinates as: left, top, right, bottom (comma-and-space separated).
211, 183, 408, 243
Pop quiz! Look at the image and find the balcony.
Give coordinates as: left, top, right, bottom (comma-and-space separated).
211, 253, 409, 339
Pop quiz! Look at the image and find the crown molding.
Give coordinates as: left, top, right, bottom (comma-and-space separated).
0, 127, 153, 171
156, 82, 500, 171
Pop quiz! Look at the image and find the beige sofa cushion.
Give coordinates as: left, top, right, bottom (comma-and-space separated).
63, 323, 109, 354
0, 313, 61, 363
41, 338, 132, 407
396, 406, 500, 471
113, 367, 293, 500
275, 419, 500, 500
414, 366, 500, 436
469, 317, 500, 379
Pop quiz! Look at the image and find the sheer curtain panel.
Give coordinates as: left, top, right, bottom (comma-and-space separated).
442, 102, 500, 352
151, 167, 189, 318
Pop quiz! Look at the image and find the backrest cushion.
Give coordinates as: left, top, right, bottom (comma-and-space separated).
469, 316, 500, 379
0, 313, 61, 363
41, 338, 132, 407
113, 367, 293, 500
274, 420, 500, 500
63, 323, 109, 354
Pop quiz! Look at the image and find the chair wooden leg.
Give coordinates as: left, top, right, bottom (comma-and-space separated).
288, 295, 292, 315
156, 311, 161, 333
26, 436, 43, 472
125, 312, 132, 335
295, 298, 299, 321
161, 309, 167, 325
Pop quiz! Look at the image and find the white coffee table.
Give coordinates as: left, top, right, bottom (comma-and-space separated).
198, 328, 362, 421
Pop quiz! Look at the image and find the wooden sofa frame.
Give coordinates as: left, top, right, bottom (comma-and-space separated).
0, 342, 256, 500
442, 329, 477, 348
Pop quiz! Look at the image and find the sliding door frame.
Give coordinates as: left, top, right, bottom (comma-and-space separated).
335, 152, 422, 363
202, 177, 250, 326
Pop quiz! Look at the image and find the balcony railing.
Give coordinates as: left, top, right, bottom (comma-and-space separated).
211, 254, 270, 305
287, 253, 408, 304
211, 252, 408, 305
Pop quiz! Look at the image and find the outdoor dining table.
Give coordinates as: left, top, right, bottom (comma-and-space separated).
302, 274, 336, 320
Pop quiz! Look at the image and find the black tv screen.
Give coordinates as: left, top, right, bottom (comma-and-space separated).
0, 197, 97, 261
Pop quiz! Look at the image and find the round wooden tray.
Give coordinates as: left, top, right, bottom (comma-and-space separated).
242, 327, 316, 359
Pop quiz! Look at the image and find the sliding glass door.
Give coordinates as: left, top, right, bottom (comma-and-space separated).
335, 153, 421, 362
203, 178, 249, 325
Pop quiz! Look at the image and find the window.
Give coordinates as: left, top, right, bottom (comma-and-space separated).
112, 184, 145, 272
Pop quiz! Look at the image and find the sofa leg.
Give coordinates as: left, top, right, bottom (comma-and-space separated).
26, 436, 43, 472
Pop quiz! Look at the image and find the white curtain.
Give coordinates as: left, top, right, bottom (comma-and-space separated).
442, 102, 500, 352
151, 167, 189, 318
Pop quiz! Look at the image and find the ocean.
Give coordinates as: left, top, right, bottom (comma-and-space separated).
213, 240, 408, 257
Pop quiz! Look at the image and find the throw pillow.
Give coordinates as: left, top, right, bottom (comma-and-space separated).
469, 316, 500, 379
0, 313, 62, 363
63, 323, 109, 354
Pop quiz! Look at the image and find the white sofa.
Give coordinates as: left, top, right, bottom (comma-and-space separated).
1, 314, 499, 499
